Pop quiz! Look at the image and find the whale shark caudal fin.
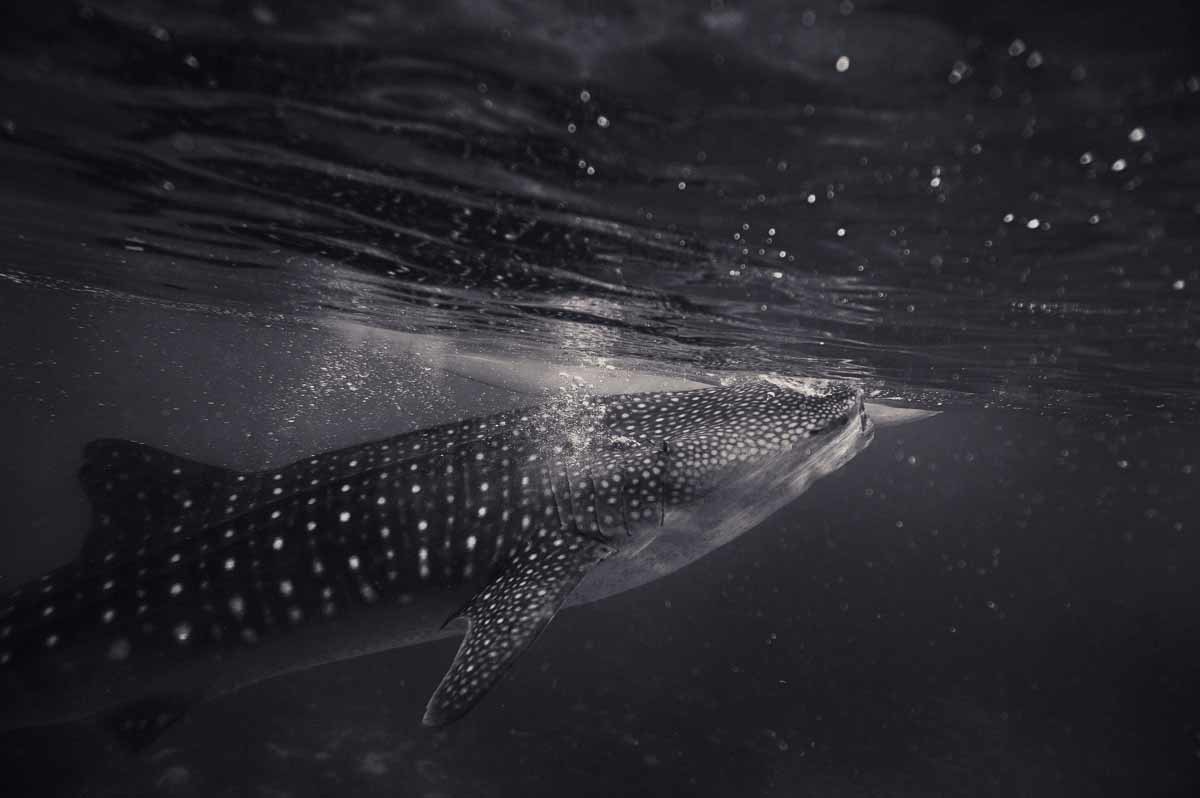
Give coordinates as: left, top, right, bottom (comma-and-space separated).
422, 535, 615, 726
76, 439, 239, 567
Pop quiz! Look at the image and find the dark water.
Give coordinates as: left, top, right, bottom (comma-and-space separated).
1, 0, 1199, 795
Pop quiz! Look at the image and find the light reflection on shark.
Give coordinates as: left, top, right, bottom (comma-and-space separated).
0, 376, 904, 746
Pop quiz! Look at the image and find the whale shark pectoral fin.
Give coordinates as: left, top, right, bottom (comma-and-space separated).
422, 535, 615, 727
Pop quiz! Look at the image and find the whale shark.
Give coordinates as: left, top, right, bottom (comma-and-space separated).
0, 376, 883, 746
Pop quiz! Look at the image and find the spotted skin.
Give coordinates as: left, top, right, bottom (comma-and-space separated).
424, 532, 613, 725
0, 378, 867, 739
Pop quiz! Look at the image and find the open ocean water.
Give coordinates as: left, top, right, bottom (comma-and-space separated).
0, 1, 1198, 795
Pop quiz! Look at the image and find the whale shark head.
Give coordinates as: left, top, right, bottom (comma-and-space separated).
567, 377, 872, 605
659, 376, 868, 490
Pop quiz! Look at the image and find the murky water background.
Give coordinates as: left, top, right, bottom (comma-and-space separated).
1, 0, 1199, 795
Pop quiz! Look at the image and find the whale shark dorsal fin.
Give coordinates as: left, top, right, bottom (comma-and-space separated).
422, 535, 614, 726
77, 439, 238, 567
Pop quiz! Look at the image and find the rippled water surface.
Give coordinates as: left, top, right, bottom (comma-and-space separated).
4, 0, 1199, 414
1, 1, 1199, 796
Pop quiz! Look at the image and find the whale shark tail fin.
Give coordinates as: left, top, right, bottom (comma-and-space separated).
76, 439, 239, 568
422, 535, 614, 726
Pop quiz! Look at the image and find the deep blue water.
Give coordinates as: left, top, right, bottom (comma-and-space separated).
1, 1, 1199, 795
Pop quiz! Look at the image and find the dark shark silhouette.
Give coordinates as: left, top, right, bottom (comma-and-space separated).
0, 377, 874, 746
